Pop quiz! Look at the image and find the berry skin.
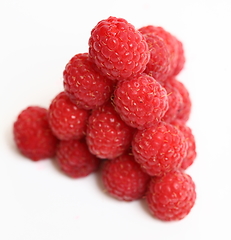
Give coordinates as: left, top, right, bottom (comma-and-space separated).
63, 53, 114, 110
132, 121, 187, 177
89, 16, 150, 81
101, 153, 150, 201
171, 119, 197, 170
48, 92, 90, 141
56, 139, 100, 178
146, 169, 196, 221
138, 25, 179, 77
143, 33, 170, 82
168, 77, 191, 123
173, 39, 185, 76
160, 80, 183, 123
113, 74, 169, 129
13, 106, 58, 161
86, 102, 133, 159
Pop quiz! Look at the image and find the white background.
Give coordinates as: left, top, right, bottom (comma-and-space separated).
1, 0, 231, 239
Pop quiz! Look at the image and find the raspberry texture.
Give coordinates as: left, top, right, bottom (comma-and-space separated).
173, 39, 185, 76
63, 53, 114, 110
171, 119, 197, 170
168, 77, 191, 123
101, 153, 150, 201
13, 106, 58, 161
160, 80, 183, 123
89, 16, 150, 81
56, 139, 100, 178
139, 25, 180, 77
146, 169, 196, 221
86, 102, 133, 159
132, 121, 187, 177
143, 33, 170, 82
113, 74, 169, 129
48, 91, 89, 141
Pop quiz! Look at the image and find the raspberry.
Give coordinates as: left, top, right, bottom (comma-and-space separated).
146, 169, 196, 221
173, 39, 185, 76
48, 92, 89, 141
132, 121, 187, 177
86, 102, 133, 159
143, 33, 170, 82
101, 153, 150, 201
89, 16, 150, 81
138, 25, 179, 77
63, 53, 114, 110
13, 106, 58, 161
56, 139, 100, 178
171, 119, 197, 170
168, 77, 191, 123
113, 74, 169, 129
160, 80, 183, 123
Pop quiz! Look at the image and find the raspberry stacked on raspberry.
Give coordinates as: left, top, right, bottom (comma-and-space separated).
12, 16, 197, 222
89, 16, 150, 81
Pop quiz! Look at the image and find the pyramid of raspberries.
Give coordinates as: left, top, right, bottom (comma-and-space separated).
13, 16, 197, 221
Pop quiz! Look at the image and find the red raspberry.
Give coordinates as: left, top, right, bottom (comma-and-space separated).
56, 139, 100, 178
48, 92, 89, 141
88, 16, 150, 81
173, 39, 185, 76
168, 77, 191, 123
146, 169, 196, 221
86, 102, 133, 159
143, 33, 170, 82
132, 121, 187, 177
171, 119, 197, 170
113, 74, 169, 129
101, 153, 150, 201
138, 25, 179, 77
63, 53, 114, 110
160, 80, 183, 123
13, 106, 58, 161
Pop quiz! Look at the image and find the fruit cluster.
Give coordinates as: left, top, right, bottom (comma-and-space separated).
13, 16, 197, 221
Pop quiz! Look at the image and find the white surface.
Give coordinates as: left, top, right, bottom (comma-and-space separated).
1, 0, 231, 239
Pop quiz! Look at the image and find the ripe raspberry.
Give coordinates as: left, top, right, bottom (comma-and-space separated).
13, 106, 58, 161
86, 102, 133, 159
63, 53, 114, 110
168, 77, 191, 123
138, 25, 179, 77
146, 169, 196, 221
173, 39, 185, 76
48, 92, 89, 141
89, 16, 150, 81
160, 80, 183, 123
143, 33, 170, 82
101, 153, 150, 201
171, 119, 197, 170
113, 74, 169, 129
132, 121, 187, 177
56, 139, 100, 178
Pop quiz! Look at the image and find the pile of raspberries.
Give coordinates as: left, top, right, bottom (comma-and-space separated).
13, 16, 197, 221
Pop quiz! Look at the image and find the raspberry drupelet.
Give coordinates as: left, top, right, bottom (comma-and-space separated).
13, 106, 58, 161
89, 16, 150, 81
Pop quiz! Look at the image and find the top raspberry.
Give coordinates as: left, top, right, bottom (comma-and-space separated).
88, 16, 150, 81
